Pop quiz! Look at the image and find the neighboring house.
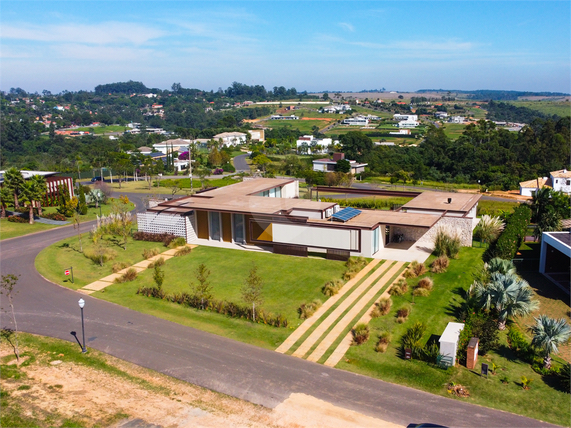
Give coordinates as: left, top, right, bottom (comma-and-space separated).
248, 129, 265, 142
389, 129, 411, 135
519, 169, 571, 196
449, 116, 465, 124
322, 105, 351, 113
152, 139, 190, 154
435, 112, 448, 119
393, 114, 418, 121
0, 170, 74, 205
312, 153, 367, 175
296, 136, 335, 154
212, 132, 247, 146
137, 178, 480, 260
270, 115, 299, 120
136, 146, 153, 155
398, 118, 419, 128
550, 169, 571, 194
342, 117, 369, 126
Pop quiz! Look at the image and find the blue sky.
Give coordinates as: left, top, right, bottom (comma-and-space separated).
1, 1, 570, 93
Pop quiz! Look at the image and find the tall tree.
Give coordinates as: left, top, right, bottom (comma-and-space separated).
29, 175, 47, 216
0, 186, 11, 218
4, 167, 24, 208
192, 263, 212, 310
529, 315, 571, 369
19, 180, 39, 224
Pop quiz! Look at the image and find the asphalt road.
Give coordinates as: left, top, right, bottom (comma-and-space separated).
0, 196, 557, 428
233, 154, 250, 172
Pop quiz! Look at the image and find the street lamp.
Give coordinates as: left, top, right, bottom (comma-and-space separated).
78, 298, 87, 353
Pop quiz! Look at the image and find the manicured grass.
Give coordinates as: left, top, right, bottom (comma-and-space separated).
441, 123, 467, 139
336, 247, 570, 426
477, 199, 521, 216
35, 234, 161, 289
0, 201, 133, 241
73, 125, 128, 134
97, 176, 241, 195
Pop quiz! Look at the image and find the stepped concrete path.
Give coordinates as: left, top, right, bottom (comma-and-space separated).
292, 260, 394, 359
80, 245, 196, 294
307, 261, 405, 363
275, 259, 380, 354
324, 269, 405, 367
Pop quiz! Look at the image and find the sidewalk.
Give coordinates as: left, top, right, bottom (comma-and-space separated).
79, 244, 196, 295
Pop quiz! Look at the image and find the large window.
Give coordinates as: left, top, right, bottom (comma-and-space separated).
233, 213, 245, 243
209, 211, 221, 241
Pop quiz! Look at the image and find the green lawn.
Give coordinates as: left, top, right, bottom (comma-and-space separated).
36, 244, 347, 348
35, 233, 161, 289
0, 200, 133, 241
73, 125, 128, 134
477, 199, 522, 216
336, 248, 570, 427
441, 123, 467, 139
98, 176, 242, 195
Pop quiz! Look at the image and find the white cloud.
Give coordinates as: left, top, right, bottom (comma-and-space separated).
339, 22, 354, 32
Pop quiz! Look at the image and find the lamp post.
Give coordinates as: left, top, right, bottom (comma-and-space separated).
78, 298, 87, 353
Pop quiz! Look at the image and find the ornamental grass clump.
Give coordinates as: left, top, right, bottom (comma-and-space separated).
371, 297, 392, 318
168, 237, 187, 248
396, 306, 410, 323
433, 227, 461, 259
375, 331, 392, 353
351, 323, 370, 345
417, 277, 434, 290
322, 279, 344, 296
298, 299, 322, 319
175, 246, 193, 257
148, 257, 165, 269
142, 247, 160, 259
413, 287, 431, 297
389, 279, 408, 296
431, 255, 449, 273
114, 268, 138, 283
112, 262, 130, 273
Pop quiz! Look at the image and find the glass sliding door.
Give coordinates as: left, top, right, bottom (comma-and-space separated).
372, 227, 380, 255
209, 211, 221, 241
233, 213, 245, 244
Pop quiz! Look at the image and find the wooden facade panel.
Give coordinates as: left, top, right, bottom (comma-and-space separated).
245, 215, 253, 244
221, 212, 232, 242
196, 210, 209, 239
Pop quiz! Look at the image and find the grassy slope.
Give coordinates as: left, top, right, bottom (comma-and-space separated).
337, 248, 570, 427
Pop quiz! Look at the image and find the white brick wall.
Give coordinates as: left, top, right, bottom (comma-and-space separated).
137, 212, 187, 240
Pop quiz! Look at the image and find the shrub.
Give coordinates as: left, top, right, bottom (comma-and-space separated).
133, 231, 177, 246
148, 257, 165, 269
400, 322, 426, 359
7, 215, 27, 223
112, 262, 130, 273
396, 307, 410, 318
322, 279, 344, 296
377, 297, 393, 315
175, 245, 192, 257
298, 300, 322, 319
484, 205, 531, 262
507, 325, 534, 362
375, 342, 389, 353
41, 212, 67, 221
168, 237, 187, 248
559, 363, 570, 392
396, 316, 407, 324
417, 277, 433, 290
457, 310, 500, 365
433, 227, 461, 259
345, 256, 367, 273
351, 323, 370, 345
343, 270, 357, 281
114, 268, 138, 283
411, 261, 427, 277
142, 248, 161, 259
431, 255, 449, 273
84, 247, 117, 265
413, 287, 430, 297
389, 279, 407, 295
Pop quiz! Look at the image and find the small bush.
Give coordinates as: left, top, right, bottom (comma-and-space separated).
351, 323, 370, 345
343, 270, 357, 281
417, 277, 433, 290
377, 297, 392, 315
375, 331, 392, 352
411, 261, 427, 276
389, 284, 405, 296
42, 212, 67, 221
84, 247, 117, 265
346, 256, 367, 272
433, 227, 461, 259
142, 248, 160, 259
322, 279, 344, 296
559, 363, 570, 392
431, 255, 449, 273
112, 262, 130, 273
148, 257, 165, 269
396, 307, 410, 318
175, 245, 192, 257
168, 237, 187, 248
299, 299, 322, 319
396, 316, 407, 324
114, 268, 138, 283
7, 215, 27, 223
133, 231, 177, 246
413, 287, 431, 297
375, 342, 389, 353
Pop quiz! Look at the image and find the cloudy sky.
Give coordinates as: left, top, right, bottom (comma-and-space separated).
1, 1, 569, 93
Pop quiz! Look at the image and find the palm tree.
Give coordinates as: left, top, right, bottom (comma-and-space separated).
3, 167, 24, 208
29, 175, 47, 216
18, 181, 37, 224
530, 315, 571, 369
486, 258, 517, 276
0, 186, 11, 218
474, 215, 504, 246
473, 272, 539, 330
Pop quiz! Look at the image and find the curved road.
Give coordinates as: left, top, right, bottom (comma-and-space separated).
233, 154, 251, 172
0, 194, 555, 428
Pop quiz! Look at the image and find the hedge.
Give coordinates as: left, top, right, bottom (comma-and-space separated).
483, 205, 531, 262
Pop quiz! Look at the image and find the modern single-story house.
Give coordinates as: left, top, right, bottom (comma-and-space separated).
312, 153, 367, 175
342, 117, 369, 126
137, 178, 481, 261
539, 231, 570, 292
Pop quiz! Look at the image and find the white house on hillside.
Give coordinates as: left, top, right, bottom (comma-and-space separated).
212, 132, 247, 146
343, 117, 369, 126
297, 135, 335, 154
312, 153, 367, 175
519, 169, 571, 196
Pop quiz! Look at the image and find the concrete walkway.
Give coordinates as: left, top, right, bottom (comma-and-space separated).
324, 266, 406, 367
275, 259, 381, 354
80, 245, 196, 295
292, 260, 395, 359
307, 261, 405, 363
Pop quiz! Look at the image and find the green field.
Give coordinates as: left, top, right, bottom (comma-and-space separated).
261, 119, 333, 133
73, 125, 128, 134
441, 123, 467, 138
507, 100, 571, 117
337, 248, 570, 427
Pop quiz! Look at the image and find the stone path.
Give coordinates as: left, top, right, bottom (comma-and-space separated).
308, 261, 405, 363
324, 266, 406, 367
79, 245, 196, 295
291, 260, 395, 359
275, 259, 381, 354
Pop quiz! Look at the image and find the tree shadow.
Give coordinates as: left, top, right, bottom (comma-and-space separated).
494, 343, 519, 363
541, 372, 567, 393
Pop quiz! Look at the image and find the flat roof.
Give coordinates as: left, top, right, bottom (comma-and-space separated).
310, 209, 440, 229
545, 232, 571, 249
402, 191, 481, 213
